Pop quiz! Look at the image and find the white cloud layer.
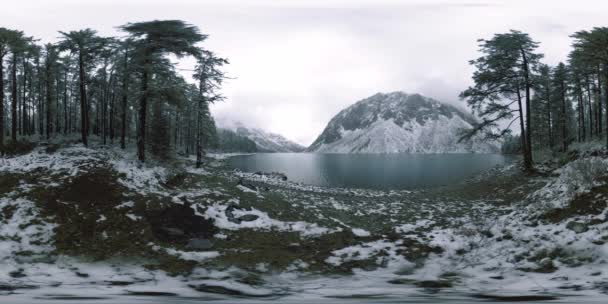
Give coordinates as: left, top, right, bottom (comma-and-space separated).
3, 0, 608, 145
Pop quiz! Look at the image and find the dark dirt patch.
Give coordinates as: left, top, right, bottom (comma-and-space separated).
24, 167, 171, 260
163, 172, 199, 189
145, 202, 217, 244
0, 174, 21, 196
213, 229, 364, 272
0, 141, 37, 156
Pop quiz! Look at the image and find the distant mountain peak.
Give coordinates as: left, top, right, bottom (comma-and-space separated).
216, 122, 304, 153
307, 92, 498, 153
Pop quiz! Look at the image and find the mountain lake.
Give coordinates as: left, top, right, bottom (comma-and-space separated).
227, 153, 515, 190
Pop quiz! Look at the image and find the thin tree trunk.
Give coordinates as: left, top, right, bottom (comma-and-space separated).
585, 74, 594, 139
11, 54, 18, 142
110, 88, 115, 144
196, 73, 206, 168
22, 58, 27, 135
520, 49, 533, 169
121, 47, 129, 150
55, 74, 60, 134
545, 77, 553, 148
37, 61, 43, 136
597, 67, 603, 137
604, 63, 608, 149
560, 78, 568, 151
46, 55, 53, 140
0, 53, 5, 150
516, 86, 529, 169
63, 65, 68, 135
78, 52, 88, 146
137, 56, 149, 162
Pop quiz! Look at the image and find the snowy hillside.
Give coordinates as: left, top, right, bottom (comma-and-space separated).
216, 120, 304, 153
236, 127, 305, 152
307, 92, 499, 153
224, 125, 303, 152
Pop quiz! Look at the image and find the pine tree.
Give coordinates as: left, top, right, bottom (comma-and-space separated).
58, 29, 108, 146
571, 28, 608, 148
0, 28, 19, 150
193, 51, 228, 168
44, 44, 58, 140
121, 20, 205, 163
460, 30, 543, 171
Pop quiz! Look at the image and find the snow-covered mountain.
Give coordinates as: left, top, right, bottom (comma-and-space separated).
307, 92, 499, 153
221, 123, 305, 152
235, 127, 305, 153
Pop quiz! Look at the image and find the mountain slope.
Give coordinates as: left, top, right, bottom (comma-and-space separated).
234, 126, 305, 153
307, 92, 498, 153
215, 128, 258, 153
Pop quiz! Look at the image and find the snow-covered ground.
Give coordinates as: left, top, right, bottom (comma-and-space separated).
1, 142, 607, 302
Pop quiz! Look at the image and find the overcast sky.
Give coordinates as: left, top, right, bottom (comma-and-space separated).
3, 0, 608, 145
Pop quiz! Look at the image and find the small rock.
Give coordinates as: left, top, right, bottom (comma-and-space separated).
225, 205, 239, 223
566, 221, 588, 233
415, 280, 453, 288
75, 272, 89, 278
161, 227, 185, 237
186, 238, 214, 250
9, 269, 26, 278
237, 214, 259, 222
536, 258, 558, 273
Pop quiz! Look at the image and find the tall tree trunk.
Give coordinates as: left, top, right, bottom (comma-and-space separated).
520, 49, 533, 169
63, 66, 68, 135
604, 63, 608, 149
46, 57, 52, 140
516, 87, 530, 170
586, 74, 594, 139
78, 52, 88, 146
121, 47, 129, 149
196, 74, 206, 168
597, 67, 603, 137
55, 75, 60, 134
575, 77, 585, 142
22, 58, 27, 135
545, 78, 553, 148
110, 87, 115, 144
560, 78, 568, 152
37, 61, 43, 136
137, 56, 149, 162
0, 54, 5, 150
174, 111, 179, 149
11, 54, 18, 142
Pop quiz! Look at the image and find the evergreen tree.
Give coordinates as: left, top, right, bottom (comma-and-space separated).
8, 30, 28, 142
571, 28, 608, 148
460, 30, 542, 171
44, 44, 58, 140
121, 20, 205, 163
0, 28, 20, 150
58, 29, 108, 146
553, 63, 570, 151
193, 51, 228, 168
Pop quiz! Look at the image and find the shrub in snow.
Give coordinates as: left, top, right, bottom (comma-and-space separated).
530, 157, 608, 210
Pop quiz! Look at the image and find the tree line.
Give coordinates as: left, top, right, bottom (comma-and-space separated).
461, 28, 608, 171
0, 20, 226, 167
